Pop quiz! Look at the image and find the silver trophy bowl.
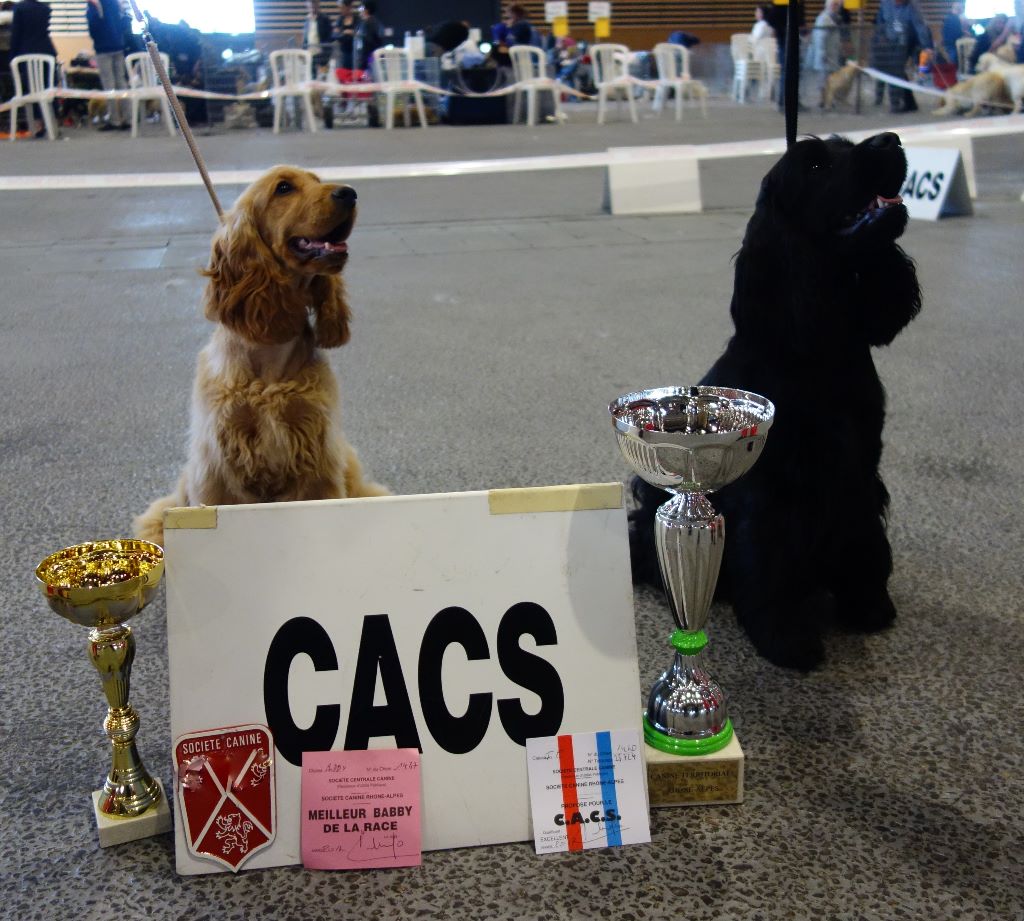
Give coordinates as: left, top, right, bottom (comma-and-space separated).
610, 386, 774, 755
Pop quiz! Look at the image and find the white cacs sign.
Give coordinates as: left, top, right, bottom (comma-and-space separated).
902, 146, 973, 222
164, 485, 642, 875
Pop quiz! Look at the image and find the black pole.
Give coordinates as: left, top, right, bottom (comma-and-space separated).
784, 0, 803, 148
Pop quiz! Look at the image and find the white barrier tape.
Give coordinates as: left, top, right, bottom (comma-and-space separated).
1, 67, 637, 117
856, 65, 1016, 111
0, 76, 606, 115
0, 85, 257, 114
306, 77, 598, 101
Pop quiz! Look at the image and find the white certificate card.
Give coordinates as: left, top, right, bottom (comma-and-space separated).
526, 729, 651, 854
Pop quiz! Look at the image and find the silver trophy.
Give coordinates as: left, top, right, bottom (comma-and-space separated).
610, 386, 774, 755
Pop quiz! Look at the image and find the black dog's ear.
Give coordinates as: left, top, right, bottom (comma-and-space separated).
855, 244, 922, 345
731, 170, 782, 338
730, 233, 776, 340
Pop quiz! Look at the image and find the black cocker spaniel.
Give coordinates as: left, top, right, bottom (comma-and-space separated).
630, 132, 922, 670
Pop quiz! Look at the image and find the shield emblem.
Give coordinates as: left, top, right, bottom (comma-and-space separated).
174, 724, 276, 872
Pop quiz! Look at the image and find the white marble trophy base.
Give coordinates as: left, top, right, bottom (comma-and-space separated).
646, 733, 745, 807
92, 778, 173, 848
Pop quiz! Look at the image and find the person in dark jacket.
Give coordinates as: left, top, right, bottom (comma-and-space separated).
428, 20, 470, 55
968, 13, 1010, 72
355, 0, 383, 71
302, 0, 333, 72
940, 1, 969, 63
87, 0, 128, 130
871, 0, 931, 112
10, 0, 54, 56
10, 0, 57, 136
506, 4, 534, 46
334, 0, 357, 74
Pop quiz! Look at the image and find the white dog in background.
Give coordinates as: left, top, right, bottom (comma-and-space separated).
976, 51, 1024, 113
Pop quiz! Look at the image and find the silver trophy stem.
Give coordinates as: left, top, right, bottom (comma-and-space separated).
654, 492, 724, 633
646, 645, 729, 743
648, 491, 732, 753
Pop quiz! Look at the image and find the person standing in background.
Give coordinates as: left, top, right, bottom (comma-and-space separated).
505, 4, 536, 46
10, 0, 57, 137
334, 0, 357, 77
1, 2, 15, 90
751, 5, 773, 43
355, 0, 383, 72
355, 0, 384, 126
427, 19, 470, 57
332, 0, 358, 117
940, 1, 970, 62
967, 12, 1010, 71
302, 0, 333, 73
809, 0, 843, 106
871, 0, 931, 112
87, 0, 129, 131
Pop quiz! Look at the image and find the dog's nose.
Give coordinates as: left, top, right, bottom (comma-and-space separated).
332, 186, 357, 205
869, 132, 901, 149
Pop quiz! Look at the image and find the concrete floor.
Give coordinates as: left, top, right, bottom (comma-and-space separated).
1, 98, 1023, 920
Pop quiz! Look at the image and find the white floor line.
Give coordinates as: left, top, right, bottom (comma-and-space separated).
1, 116, 1020, 192
0, 152, 612, 191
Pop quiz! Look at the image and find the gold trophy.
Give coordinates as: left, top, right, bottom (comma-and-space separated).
35, 539, 172, 846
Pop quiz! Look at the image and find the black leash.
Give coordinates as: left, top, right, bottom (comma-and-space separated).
784, 0, 803, 149
127, 0, 224, 219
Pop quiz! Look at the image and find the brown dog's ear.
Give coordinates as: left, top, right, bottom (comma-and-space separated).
201, 210, 297, 343
309, 274, 352, 349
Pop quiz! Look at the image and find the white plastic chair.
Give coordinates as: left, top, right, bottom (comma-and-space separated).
730, 33, 763, 103
8, 54, 58, 140
752, 36, 779, 101
509, 45, 563, 126
591, 43, 637, 124
956, 36, 976, 77
124, 51, 175, 138
269, 49, 317, 133
651, 42, 707, 119
373, 47, 427, 130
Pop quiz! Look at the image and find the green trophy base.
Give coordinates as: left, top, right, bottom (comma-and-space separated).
645, 733, 744, 807
92, 778, 173, 848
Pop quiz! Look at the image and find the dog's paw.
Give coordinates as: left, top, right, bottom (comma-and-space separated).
132, 511, 165, 549
834, 588, 897, 634
738, 600, 827, 671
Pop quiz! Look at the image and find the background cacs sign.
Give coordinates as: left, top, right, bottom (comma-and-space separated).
165, 486, 643, 874
902, 146, 973, 222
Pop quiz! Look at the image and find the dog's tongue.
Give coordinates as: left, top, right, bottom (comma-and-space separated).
296, 237, 348, 254
876, 194, 903, 208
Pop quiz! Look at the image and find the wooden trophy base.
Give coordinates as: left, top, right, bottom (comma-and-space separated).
646, 733, 744, 807
92, 778, 173, 848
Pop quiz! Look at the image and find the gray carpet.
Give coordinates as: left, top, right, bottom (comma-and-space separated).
1, 105, 1022, 921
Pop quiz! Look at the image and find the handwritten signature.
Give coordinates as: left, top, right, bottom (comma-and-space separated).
347, 833, 407, 862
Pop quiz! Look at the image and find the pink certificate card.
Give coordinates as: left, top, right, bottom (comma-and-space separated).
301, 749, 422, 870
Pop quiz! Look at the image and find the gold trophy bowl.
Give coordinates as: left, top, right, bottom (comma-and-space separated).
36, 539, 164, 627
35, 539, 172, 844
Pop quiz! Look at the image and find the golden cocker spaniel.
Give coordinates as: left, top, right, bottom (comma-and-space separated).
134, 165, 389, 546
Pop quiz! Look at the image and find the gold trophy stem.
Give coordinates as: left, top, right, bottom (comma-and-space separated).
88, 625, 162, 817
